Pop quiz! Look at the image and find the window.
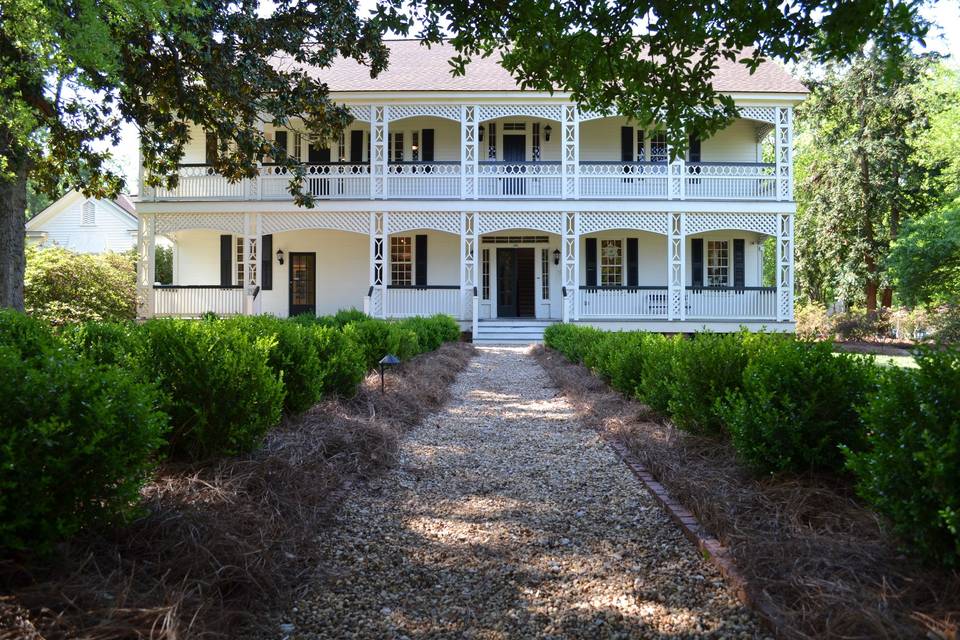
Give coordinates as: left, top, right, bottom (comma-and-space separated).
81, 201, 95, 226
411, 131, 420, 162
235, 236, 244, 285
481, 248, 490, 300
272, 130, 288, 161
532, 123, 541, 161
707, 240, 729, 286
651, 132, 668, 163
205, 132, 218, 164
503, 122, 526, 131
636, 130, 646, 162
541, 248, 550, 299
487, 122, 497, 159
337, 132, 345, 162
600, 239, 622, 287
390, 236, 412, 286
391, 132, 404, 162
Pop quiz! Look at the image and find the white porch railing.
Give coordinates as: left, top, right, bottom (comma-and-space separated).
684, 162, 777, 200
685, 287, 777, 319
154, 285, 245, 317
152, 165, 247, 200
386, 162, 461, 198
579, 287, 670, 318
477, 161, 562, 198
384, 286, 461, 318
579, 162, 669, 199
261, 163, 370, 199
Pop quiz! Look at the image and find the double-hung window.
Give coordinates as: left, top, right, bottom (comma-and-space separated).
390, 236, 413, 286
600, 239, 623, 287
650, 132, 668, 163
707, 240, 729, 286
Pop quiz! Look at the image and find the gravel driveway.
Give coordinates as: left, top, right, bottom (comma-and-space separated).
285, 346, 765, 639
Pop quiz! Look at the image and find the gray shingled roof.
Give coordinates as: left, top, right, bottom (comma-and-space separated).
284, 40, 807, 94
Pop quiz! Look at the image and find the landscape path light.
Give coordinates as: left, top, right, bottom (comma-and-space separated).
378, 354, 400, 393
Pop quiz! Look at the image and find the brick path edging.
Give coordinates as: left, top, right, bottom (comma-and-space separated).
603, 438, 786, 634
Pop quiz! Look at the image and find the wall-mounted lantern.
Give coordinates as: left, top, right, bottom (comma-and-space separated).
543, 124, 553, 142
478, 124, 485, 142
276, 248, 285, 265
553, 248, 561, 265
378, 354, 400, 393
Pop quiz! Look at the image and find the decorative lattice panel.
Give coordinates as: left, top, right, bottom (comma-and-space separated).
578, 212, 669, 236
372, 106, 387, 197
261, 212, 368, 235
387, 104, 461, 123
478, 104, 563, 122
478, 211, 563, 235
738, 106, 777, 125
684, 212, 778, 236
156, 212, 244, 234
778, 212, 794, 321
578, 109, 615, 122
387, 211, 460, 235
461, 106, 478, 198
668, 212, 685, 320
348, 104, 371, 121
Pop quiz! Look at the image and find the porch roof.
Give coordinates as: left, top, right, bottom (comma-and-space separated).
277, 40, 808, 95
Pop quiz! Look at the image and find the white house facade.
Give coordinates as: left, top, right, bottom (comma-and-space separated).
135, 41, 805, 341
28, 190, 139, 254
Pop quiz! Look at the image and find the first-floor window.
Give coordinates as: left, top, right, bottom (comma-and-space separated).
707, 240, 729, 286
600, 239, 623, 287
541, 248, 550, 299
391, 236, 412, 286
481, 249, 490, 300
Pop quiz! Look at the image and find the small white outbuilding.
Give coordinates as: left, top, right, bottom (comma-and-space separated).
26, 190, 138, 254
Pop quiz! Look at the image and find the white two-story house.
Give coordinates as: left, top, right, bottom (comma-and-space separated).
135, 40, 805, 342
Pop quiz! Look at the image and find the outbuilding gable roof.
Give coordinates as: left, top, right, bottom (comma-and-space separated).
286, 40, 807, 94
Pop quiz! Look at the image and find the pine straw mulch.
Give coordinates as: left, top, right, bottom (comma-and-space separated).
532, 344, 959, 640
0, 342, 475, 640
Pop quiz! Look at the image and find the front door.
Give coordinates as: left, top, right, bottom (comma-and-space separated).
496, 248, 535, 317
502, 134, 526, 195
289, 252, 316, 317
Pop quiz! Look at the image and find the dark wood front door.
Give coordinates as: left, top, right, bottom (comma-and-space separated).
502, 134, 526, 195
497, 248, 535, 317
289, 252, 316, 317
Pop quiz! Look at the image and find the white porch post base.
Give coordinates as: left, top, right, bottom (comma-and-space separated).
136, 212, 156, 319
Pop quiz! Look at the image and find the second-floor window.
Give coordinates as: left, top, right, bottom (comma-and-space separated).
391, 236, 412, 286
651, 132, 668, 163
391, 132, 404, 162
707, 240, 729, 286
600, 239, 622, 287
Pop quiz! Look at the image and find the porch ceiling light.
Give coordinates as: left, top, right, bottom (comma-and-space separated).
553, 248, 561, 265
543, 124, 552, 142
276, 248, 284, 265
378, 354, 400, 393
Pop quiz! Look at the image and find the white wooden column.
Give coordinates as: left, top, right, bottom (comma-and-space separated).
667, 141, 685, 200
368, 212, 385, 317
136, 212, 156, 319
461, 105, 478, 199
668, 212, 686, 320
562, 104, 579, 200
777, 212, 794, 322
371, 106, 388, 199
776, 106, 793, 201
563, 211, 579, 321
460, 211, 476, 321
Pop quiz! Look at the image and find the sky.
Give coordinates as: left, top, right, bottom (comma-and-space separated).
108, 0, 960, 194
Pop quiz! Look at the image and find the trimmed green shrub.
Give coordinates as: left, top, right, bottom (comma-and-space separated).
311, 325, 367, 397
61, 320, 140, 368
846, 346, 960, 567
0, 308, 61, 357
720, 339, 878, 474
343, 319, 395, 370
636, 333, 682, 414
138, 319, 285, 460
666, 331, 754, 436
24, 246, 137, 325
0, 316, 166, 553
227, 315, 324, 414
400, 315, 460, 352
582, 331, 646, 396
389, 323, 421, 361
543, 323, 603, 363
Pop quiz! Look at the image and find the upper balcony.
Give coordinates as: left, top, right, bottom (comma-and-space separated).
140, 105, 794, 204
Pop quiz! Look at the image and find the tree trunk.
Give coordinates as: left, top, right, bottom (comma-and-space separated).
865, 279, 879, 313
881, 288, 893, 308
0, 162, 27, 312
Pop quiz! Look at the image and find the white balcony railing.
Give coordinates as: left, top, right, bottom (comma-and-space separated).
477, 161, 562, 198
579, 287, 669, 318
684, 163, 777, 200
384, 286, 461, 318
387, 162, 460, 198
579, 162, 669, 199
145, 161, 783, 202
685, 287, 777, 320
154, 285, 245, 317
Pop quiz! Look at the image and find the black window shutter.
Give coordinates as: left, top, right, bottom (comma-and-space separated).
733, 239, 745, 289
261, 234, 273, 291
273, 131, 288, 160
415, 235, 427, 286
585, 238, 597, 287
620, 127, 634, 162
422, 129, 435, 162
627, 238, 639, 287
205, 132, 218, 165
350, 130, 364, 163
691, 238, 704, 287
220, 234, 232, 286
688, 134, 702, 163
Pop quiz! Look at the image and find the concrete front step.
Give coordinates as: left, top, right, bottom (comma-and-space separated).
474, 320, 554, 344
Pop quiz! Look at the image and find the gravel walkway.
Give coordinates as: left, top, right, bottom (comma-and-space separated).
285, 346, 765, 639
